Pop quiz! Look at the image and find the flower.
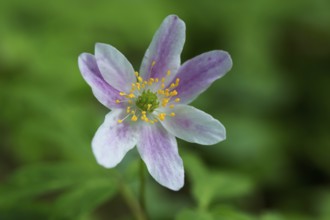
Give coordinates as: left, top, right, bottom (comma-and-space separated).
78, 15, 232, 191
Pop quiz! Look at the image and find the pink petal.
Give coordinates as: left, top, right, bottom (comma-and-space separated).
161, 105, 226, 145
171, 50, 232, 104
78, 53, 125, 109
95, 43, 136, 92
137, 123, 184, 191
139, 15, 185, 83
92, 109, 138, 168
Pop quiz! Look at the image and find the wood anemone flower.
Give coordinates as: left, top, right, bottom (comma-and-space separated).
78, 15, 232, 191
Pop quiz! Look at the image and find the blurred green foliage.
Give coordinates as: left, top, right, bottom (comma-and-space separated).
1, 0, 330, 219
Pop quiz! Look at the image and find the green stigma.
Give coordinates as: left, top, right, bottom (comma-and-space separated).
136, 90, 159, 113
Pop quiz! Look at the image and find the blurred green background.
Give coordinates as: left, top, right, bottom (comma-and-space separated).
1, 0, 330, 219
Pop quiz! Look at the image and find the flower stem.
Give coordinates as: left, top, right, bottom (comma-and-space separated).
139, 159, 147, 218
119, 178, 147, 220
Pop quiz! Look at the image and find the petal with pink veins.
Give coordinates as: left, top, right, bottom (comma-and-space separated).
137, 123, 184, 191
92, 109, 138, 168
171, 50, 232, 104
161, 104, 226, 145
95, 43, 136, 92
78, 53, 125, 109
139, 15, 185, 83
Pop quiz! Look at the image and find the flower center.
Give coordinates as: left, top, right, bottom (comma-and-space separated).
115, 61, 181, 124
136, 90, 159, 113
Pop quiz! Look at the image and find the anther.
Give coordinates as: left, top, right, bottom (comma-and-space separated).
165, 89, 170, 97
131, 115, 138, 121
127, 93, 135, 98
175, 78, 180, 86
170, 90, 177, 96
158, 113, 166, 121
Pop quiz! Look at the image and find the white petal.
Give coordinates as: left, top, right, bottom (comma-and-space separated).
161, 105, 226, 145
137, 123, 184, 191
92, 109, 138, 168
139, 15, 185, 83
78, 53, 125, 109
168, 50, 232, 104
95, 43, 136, 92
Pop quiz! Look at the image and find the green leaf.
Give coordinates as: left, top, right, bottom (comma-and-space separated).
183, 152, 254, 209
0, 162, 104, 208
316, 191, 330, 220
176, 209, 213, 220
50, 177, 117, 220
260, 212, 286, 220
211, 205, 256, 220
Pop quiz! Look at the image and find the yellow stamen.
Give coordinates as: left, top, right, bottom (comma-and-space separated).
126, 106, 131, 113
147, 104, 152, 111
115, 99, 121, 104
170, 112, 176, 117
119, 92, 126, 96
170, 90, 178, 96
162, 98, 169, 107
149, 78, 154, 83
138, 76, 143, 82
167, 70, 171, 76
175, 78, 180, 86
174, 98, 180, 102
131, 115, 138, 121
165, 89, 170, 97
158, 113, 166, 121
117, 119, 123, 123
134, 71, 139, 77
127, 93, 135, 98
140, 112, 149, 123
169, 104, 175, 108
152, 61, 156, 67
